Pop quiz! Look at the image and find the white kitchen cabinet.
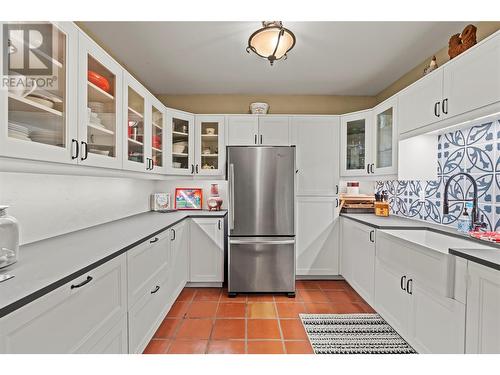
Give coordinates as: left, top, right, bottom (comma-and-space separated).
291, 116, 340, 196
189, 217, 224, 283
399, 33, 500, 136
166, 109, 195, 175
374, 256, 411, 337
340, 110, 373, 177
409, 280, 466, 354
296, 197, 339, 276
127, 231, 170, 307
226, 115, 290, 146
341, 219, 375, 306
466, 262, 500, 354
170, 220, 189, 296
0, 255, 127, 353
258, 116, 290, 145
148, 95, 168, 174
374, 231, 467, 353
81, 315, 128, 354
0, 22, 79, 165
194, 115, 225, 175
443, 34, 500, 120
372, 97, 398, 175
78, 32, 124, 169
122, 72, 150, 172
398, 69, 443, 135
226, 115, 259, 145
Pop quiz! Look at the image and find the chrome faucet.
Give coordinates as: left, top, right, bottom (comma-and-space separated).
443, 172, 486, 231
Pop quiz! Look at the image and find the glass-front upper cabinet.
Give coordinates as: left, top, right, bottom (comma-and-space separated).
123, 73, 149, 172
0, 22, 78, 164
78, 33, 123, 169
148, 96, 167, 174
167, 109, 195, 175
340, 110, 373, 176
195, 116, 225, 175
373, 97, 397, 175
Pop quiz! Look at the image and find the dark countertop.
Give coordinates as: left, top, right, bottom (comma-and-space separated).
449, 248, 500, 271
0, 210, 227, 318
341, 213, 500, 272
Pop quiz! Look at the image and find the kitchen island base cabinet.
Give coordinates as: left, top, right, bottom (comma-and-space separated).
296, 197, 339, 276
341, 219, 375, 306
0, 255, 127, 354
466, 262, 500, 354
189, 218, 224, 283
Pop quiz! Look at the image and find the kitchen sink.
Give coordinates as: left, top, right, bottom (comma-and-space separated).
380, 229, 493, 254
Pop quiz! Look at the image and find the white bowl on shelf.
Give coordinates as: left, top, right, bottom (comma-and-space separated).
173, 144, 186, 154
172, 162, 182, 168
250, 102, 269, 114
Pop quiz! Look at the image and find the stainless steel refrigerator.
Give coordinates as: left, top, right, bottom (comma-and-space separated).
227, 146, 295, 296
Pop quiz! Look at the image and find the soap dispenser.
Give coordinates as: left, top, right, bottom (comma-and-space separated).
457, 204, 472, 234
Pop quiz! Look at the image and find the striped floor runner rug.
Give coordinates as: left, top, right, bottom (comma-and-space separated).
300, 313, 417, 354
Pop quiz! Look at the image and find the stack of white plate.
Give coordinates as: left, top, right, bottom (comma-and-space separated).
30, 129, 63, 146
8, 122, 31, 141
88, 102, 105, 113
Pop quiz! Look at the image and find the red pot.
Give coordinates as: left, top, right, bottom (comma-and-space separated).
88, 70, 111, 93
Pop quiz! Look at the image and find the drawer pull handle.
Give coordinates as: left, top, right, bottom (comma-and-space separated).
151, 285, 160, 294
150, 237, 159, 244
71, 276, 93, 289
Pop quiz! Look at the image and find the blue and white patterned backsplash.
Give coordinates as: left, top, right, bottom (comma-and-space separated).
376, 115, 500, 231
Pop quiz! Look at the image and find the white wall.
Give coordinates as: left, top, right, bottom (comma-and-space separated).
155, 179, 228, 211
0, 172, 157, 245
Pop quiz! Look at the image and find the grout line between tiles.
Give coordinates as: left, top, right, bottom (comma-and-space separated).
273, 300, 286, 354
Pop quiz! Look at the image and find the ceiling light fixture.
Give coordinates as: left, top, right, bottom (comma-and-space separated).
246, 21, 296, 66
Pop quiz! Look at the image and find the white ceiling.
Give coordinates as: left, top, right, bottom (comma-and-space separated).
81, 21, 467, 96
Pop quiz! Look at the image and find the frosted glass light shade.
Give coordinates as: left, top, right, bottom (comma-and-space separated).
247, 22, 296, 65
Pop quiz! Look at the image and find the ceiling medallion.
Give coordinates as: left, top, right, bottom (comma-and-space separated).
246, 21, 296, 66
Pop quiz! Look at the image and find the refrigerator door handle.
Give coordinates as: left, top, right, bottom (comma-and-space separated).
229, 163, 235, 230
230, 239, 295, 245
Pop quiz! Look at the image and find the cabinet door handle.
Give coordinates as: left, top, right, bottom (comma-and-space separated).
434, 101, 441, 117
369, 230, 375, 243
195, 164, 199, 174
71, 276, 93, 289
366, 164, 370, 174
260, 134, 263, 144
442, 98, 448, 115
80, 141, 88, 161
150, 237, 159, 244
406, 279, 413, 295
151, 285, 160, 294
254, 134, 257, 144
370, 164, 375, 174
71, 139, 79, 160
336, 198, 339, 208
218, 220, 221, 230
150, 158, 154, 170
400, 275, 407, 291
336, 185, 339, 195
190, 164, 194, 174
171, 228, 176, 241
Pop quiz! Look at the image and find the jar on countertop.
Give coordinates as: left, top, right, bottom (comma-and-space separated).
0, 205, 19, 269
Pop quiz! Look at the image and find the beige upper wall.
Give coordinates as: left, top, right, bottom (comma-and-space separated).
376, 21, 500, 104
78, 21, 500, 114
157, 94, 377, 115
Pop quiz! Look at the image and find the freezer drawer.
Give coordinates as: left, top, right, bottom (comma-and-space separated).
228, 237, 295, 293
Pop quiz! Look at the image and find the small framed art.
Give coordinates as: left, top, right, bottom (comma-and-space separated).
174, 188, 203, 210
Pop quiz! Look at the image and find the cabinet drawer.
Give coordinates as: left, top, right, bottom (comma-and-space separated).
0, 255, 127, 353
127, 230, 171, 306
128, 266, 171, 354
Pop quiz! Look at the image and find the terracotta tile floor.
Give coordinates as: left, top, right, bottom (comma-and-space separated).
143, 280, 374, 354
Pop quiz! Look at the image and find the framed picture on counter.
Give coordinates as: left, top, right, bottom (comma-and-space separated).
175, 188, 203, 210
